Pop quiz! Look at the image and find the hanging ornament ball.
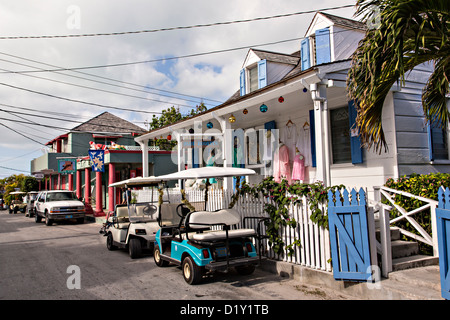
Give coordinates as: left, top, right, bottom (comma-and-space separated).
228, 114, 236, 123
243, 108, 248, 115
260, 104, 268, 113
278, 96, 284, 103
167, 134, 172, 141
206, 121, 213, 129
303, 88, 308, 93
189, 128, 194, 134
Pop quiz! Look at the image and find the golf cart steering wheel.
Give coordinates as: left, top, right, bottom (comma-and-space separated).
176, 203, 190, 218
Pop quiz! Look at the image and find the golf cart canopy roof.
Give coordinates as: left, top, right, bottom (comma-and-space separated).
156, 167, 256, 180
108, 176, 163, 188
9, 191, 26, 195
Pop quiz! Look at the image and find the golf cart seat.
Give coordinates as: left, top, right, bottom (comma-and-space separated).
108, 205, 130, 229
185, 208, 256, 241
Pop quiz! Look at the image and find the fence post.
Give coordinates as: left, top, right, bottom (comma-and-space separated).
430, 202, 439, 257
379, 203, 392, 277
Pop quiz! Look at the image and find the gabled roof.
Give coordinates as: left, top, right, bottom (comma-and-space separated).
71, 111, 146, 134
251, 49, 300, 65
315, 12, 366, 31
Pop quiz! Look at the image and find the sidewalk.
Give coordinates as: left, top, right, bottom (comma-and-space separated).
261, 259, 443, 300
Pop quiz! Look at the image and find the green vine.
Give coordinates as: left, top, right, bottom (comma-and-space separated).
238, 177, 345, 256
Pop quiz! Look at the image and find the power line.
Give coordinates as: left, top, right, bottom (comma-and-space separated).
0, 122, 47, 146
0, 165, 30, 174
0, 66, 205, 109
0, 5, 354, 40
0, 82, 163, 115
0, 52, 223, 105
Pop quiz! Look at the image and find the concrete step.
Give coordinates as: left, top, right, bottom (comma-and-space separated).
392, 254, 439, 272
375, 226, 401, 242
391, 240, 418, 259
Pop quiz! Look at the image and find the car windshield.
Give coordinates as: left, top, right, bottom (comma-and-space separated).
128, 202, 158, 223
46, 192, 77, 202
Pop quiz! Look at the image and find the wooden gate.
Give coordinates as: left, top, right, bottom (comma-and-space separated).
328, 188, 373, 281
437, 187, 450, 300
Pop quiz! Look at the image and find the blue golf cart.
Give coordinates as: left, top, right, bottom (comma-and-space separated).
152, 167, 267, 285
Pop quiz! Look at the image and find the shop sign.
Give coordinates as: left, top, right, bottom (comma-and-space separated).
58, 158, 77, 174
88, 150, 105, 172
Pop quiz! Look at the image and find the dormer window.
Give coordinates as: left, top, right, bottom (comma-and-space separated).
301, 27, 331, 71
240, 59, 267, 96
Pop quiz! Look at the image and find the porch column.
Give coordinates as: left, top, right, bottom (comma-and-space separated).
84, 168, 91, 204
57, 174, 61, 189
139, 141, 149, 177
108, 163, 115, 212
310, 82, 331, 187
95, 171, 104, 216
68, 174, 73, 191
76, 170, 82, 199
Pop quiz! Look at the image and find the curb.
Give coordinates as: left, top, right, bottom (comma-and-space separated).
260, 259, 443, 300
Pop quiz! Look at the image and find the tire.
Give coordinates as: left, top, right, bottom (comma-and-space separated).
106, 233, 117, 251
235, 264, 256, 276
128, 237, 142, 259
182, 256, 203, 285
35, 212, 42, 223
45, 212, 53, 226
153, 244, 169, 267
77, 217, 84, 224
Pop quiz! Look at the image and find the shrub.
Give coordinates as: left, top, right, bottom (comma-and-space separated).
384, 173, 450, 254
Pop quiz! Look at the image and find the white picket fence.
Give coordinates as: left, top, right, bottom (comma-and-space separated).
135, 188, 332, 272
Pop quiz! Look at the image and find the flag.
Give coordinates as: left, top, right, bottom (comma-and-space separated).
88, 150, 105, 172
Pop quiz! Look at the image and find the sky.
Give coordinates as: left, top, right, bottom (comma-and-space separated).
0, 0, 358, 178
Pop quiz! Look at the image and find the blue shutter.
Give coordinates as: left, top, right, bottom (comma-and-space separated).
240, 68, 246, 96
315, 27, 331, 65
301, 39, 311, 71
348, 100, 363, 164
427, 122, 434, 161
309, 109, 316, 167
258, 59, 267, 89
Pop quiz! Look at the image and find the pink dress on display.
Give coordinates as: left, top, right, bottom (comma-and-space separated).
273, 145, 291, 184
291, 154, 305, 181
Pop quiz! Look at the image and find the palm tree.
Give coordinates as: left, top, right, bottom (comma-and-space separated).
347, 0, 450, 153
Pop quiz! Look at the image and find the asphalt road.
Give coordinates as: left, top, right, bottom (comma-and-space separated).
0, 210, 354, 303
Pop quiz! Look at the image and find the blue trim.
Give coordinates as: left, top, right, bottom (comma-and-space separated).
309, 109, 316, 167
240, 68, 246, 96
257, 59, 267, 89
315, 28, 331, 65
437, 187, 450, 300
348, 100, 363, 164
301, 38, 311, 71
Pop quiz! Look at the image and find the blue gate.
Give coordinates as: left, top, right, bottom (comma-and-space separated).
437, 187, 450, 300
328, 188, 373, 281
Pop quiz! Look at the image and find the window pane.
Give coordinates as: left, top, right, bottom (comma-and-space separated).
249, 66, 258, 93
431, 125, 448, 160
330, 107, 351, 164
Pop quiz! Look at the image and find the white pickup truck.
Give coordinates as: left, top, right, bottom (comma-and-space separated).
35, 190, 86, 226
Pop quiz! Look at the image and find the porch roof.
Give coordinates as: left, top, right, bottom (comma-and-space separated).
135, 59, 351, 142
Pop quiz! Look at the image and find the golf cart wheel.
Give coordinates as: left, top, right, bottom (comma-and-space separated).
106, 233, 117, 251
182, 256, 202, 285
153, 244, 169, 267
128, 238, 142, 259
235, 264, 256, 276
45, 213, 53, 226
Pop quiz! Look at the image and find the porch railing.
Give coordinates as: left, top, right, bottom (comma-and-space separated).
373, 186, 439, 277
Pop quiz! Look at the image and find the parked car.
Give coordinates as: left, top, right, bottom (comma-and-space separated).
25, 191, 39, 217
8, 191, 27, 214
34, 190, 85, 226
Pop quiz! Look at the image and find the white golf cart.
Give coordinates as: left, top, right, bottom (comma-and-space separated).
100, 176, 163, 259
152, 167, 268, 285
